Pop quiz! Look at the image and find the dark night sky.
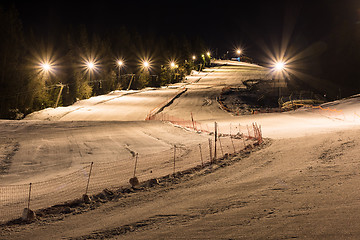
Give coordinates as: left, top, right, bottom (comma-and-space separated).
2, 0, 360, 58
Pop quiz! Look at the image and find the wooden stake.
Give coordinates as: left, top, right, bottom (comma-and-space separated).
173, 145, 176, 174
133, 153, 138, 178
191, 112, 195, 130
27, 183, 32, 211
85, 162, 93, 195
230, 124, 236, 153
214, 122, 217, 161
208, 138, 213, 163
199, 144, 204, 166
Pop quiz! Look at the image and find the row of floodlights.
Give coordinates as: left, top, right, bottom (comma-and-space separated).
38, 52, 214, 75
38, 48, 287, 74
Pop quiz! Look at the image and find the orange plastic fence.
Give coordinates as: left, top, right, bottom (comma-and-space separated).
146, 112, 263, 144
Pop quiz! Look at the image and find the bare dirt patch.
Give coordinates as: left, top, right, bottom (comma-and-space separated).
218, 79, 326, 115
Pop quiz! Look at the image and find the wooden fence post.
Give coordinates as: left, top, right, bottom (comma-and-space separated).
214, 122, 217, 161
199, 144, 204, 166
85, 162, 93, 196
173, 145, 176, 175
208, 139, 213, 164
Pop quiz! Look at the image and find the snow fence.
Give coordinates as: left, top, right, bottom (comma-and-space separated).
0, 124, 262, 224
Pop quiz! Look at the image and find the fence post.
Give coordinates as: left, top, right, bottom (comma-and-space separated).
173, 145, 176, 175
85, 162, 93, 196
208, 138, 213, 164
230, 124, 236, 153
191, 112, 195, 130
129, 154, 140, 187
252, 122, 260, 142
199, 144, 204, 166
259, 124, 263, 142
133, 153, 138, 178
27, 183, 32, 211
214, 122, 217, 161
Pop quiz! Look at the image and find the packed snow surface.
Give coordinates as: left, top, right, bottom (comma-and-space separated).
1, 60, 360, 239
3, 60, 360, 183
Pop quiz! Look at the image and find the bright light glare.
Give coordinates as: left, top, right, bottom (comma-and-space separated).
275, 61, 285, 71
32, 46, 58, 77
170, 62, 176, 68
87, 61, 94, 70
41, 63, 51, 72
236, 49, 242, 55
138, 57, 153, 71
37, 60, 55, 76
117, 60, 123, 66
206, 51, 211, 56
81, 55, 100, 74
192, 55, 196, 60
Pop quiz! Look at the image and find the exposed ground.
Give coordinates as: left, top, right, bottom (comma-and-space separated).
1, 60, 360, 239
218, 79, 326, 115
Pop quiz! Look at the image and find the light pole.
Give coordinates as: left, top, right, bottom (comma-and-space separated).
236, 49, 242, 61
38, 60, 54, 81
273, 61, 286, 105
170, 61, 178, 83
86, 61, 95, 82
117, 60, 124, 81
206, 52, 211, 66
143, 60, 150, 70
201, 54, 205, 70
39, 60, 65, 108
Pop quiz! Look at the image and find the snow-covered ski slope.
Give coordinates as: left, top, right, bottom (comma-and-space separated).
2, 60, 359, 185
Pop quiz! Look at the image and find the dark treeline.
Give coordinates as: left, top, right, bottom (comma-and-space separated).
0, 6, 209, 119
290, 1, 360, 99
254, 0, 360, 99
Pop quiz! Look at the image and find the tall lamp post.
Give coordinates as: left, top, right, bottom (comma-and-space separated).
236, 49, 242, 61
273, 61, 286, 106
39, 60, 65, 108
170, 61, 178, 83
39, 61, 53, 82
86, 61, 95, 82
117, 60, 124, 81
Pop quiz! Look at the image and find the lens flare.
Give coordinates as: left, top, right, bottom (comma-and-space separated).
138, 56, 153, 71
81, 55, 100, 74
87, 62, 94, 70
274, 61, 285, 71
36, 59, 56, 76
31, 44, 59, 78
41, 62, 52, 72
117, 60, 123, 66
